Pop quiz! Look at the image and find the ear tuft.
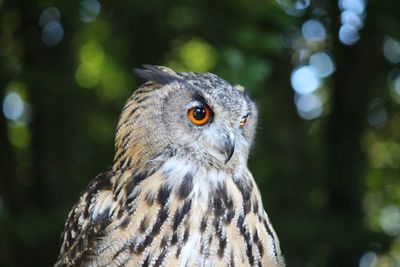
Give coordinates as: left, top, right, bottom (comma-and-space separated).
134, 65, 182, 85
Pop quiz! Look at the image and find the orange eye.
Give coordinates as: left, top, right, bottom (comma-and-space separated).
188, 106, 212, 125
239, 118, 247, 129
240, 114, 250, 129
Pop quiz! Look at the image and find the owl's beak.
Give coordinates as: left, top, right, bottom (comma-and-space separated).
224, 132, 235, 164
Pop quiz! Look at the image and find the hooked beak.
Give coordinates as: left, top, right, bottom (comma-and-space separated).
224, 132, 235, 164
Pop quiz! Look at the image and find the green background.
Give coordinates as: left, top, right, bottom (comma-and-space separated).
1, 0, 400, 266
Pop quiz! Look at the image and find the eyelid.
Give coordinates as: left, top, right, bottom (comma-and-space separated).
243, 112, 251, 118
192, 93, 207, 104
185, 100, 204, 110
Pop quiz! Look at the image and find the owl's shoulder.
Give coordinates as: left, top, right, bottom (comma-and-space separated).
56, 168, 115, 266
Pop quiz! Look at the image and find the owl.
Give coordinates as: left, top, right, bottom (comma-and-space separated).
55, 65, 284, 267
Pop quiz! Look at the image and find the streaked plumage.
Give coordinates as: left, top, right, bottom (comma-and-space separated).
55, 65, 284, 267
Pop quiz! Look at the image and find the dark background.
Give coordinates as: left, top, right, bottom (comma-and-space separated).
1, 0, 400, 266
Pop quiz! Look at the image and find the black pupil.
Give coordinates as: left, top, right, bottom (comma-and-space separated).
193, 107, 206, 121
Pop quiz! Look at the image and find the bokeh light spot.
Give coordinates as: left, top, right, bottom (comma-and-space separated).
341, 10, 363, 29
295, 93, 323, 120
80, 0, 101, 23
38, 7, 60, 28
383, 37, 400, 64
3, 92, 24, 121
41, 21, 64, 46
302, 20, 326, 42
338, 0, 365, 46
75, 64, 101, 88
80, 41, 104, 64
339, 24, 360, 45
276, 0, 310, 16
359, 251, 378, 267
291, 65, 320, 94
8, 124, 31, 148
224, 48, 245, 70
367, 98, 388, 127
75, 41, 105, 88
394, 75, 400, 95
339, 0, 366, 15
379, 205, 400, 236
368, 141, 400, 169
294, 0, 311, 10
168, 38, 217, 72
179, 39, 217, 72
309, 52, 335, 78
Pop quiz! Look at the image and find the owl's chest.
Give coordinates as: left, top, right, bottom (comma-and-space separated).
173, 198, 279, 267
88, 167, 281, 266
106, 198, 276, 267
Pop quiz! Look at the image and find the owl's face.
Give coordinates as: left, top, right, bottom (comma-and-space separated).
115, 66, 258, 170
161, 73, 257, 166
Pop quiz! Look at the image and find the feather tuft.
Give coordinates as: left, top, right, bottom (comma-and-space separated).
134, 64, 182, 85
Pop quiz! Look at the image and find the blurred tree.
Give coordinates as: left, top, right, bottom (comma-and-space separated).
0, 0, 400, 266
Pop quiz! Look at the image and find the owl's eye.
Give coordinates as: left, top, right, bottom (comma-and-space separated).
188, 106, 212, 125
240, 113, 250, 129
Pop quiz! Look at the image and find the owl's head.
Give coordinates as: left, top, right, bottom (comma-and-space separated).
114, 65, 258, 171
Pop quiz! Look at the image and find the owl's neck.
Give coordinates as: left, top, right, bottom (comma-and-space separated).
113, 154, 254, 206
115, 157, 260, 220
160, 158, 250, 202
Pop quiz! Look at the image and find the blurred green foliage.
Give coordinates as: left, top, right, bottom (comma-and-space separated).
1, 0, 400, 266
